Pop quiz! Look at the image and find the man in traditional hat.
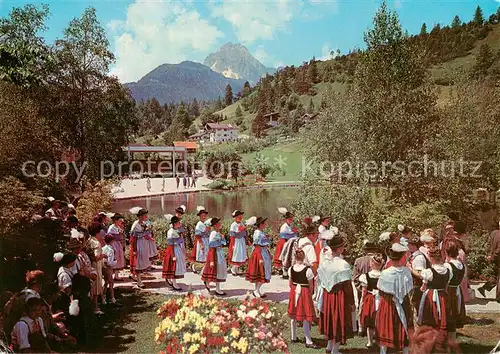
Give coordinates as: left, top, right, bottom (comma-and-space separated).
45, 198, 62, 220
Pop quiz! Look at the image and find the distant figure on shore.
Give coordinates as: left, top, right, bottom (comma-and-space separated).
183, 175, 187, 189
161, 176, 165, 192
175, 174, 180, 189
191, 172, 197, 188
146, 177, 151, 192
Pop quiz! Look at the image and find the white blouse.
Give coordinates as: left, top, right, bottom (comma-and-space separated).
421, 264, 450, 283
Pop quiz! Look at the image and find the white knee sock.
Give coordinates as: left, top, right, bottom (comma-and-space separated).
331, 342, 340, 354
136, 273, 142, 285
256, 283, 264, 295
231, 265, 237, 274
380, 345, 387, 354
172, 279, 177, 287
303, 321, 312, 344
254, 283, 261, 297
290, 319, 297, 340
402, 347, 409, 354
216, 282, 221, 292
367, 328, 374, 345
326, 340, 334, 351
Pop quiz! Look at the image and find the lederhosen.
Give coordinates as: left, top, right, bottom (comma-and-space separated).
409, 251, 430, 308
16, 320, 47, 353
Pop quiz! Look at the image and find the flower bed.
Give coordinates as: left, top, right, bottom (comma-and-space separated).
155, 294, 288, 354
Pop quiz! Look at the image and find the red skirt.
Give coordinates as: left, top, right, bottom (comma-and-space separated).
288, 284, 316, 322
162, 245, 182, 279
202, 248, 225, 283
228, 237, 245, 266
448, 286, 466, 329
360, 292, 377, 329
319, 281, 354, 344
190, 236, 202, 262
246, 246, 270, 284
420, 289, 449, 331
129, 236, 136, 274
376, 291, 412, 350
273, 238, 287, 268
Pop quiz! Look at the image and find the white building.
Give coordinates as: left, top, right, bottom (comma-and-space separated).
189, 123, 239, 144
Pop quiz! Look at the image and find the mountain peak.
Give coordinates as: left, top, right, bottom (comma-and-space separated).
204, 43, 274, 83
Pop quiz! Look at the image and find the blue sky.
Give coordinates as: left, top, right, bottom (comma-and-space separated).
1, 0, 499, 82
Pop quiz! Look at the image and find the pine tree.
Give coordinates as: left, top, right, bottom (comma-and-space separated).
235, 104, 243, 118
307, 98, 314, 114
451, 15, 461, 28
251, 109, 268, 138
473, 43, 493, 76
473, 6, 484, 26
190, 98, 200, 117
307, 60, 318, 84
420, 23, 427, 35
242, 81, 251, 97
225, 84, 233, 106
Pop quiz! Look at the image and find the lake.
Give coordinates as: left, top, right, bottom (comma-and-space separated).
112, 187, 299, 226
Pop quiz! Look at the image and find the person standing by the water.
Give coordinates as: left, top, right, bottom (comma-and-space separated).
107, 214, 126, 281
202, 217, 228, 296
246, 216, 272, 298
191, 206, 210, 274
129, 207, 153, 288
183, 175, 187, 189
275, 207, 298, 279
175, 174, 180, 189
161, 176, 165, 192
162, 215, 186, 291
192, 172, 197, 187
228, 210, 248, 276
146, 177, 151, 192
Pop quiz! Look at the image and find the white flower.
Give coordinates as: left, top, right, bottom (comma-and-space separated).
247, 309, 258, 318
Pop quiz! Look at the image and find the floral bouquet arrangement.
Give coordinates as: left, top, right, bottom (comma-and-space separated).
155, 294, 288, 354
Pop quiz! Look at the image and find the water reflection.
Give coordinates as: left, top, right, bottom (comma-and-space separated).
112, 188, 299, 227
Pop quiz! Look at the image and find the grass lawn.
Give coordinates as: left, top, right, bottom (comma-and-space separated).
93, 289, 499, 354
242, 141, 304, 182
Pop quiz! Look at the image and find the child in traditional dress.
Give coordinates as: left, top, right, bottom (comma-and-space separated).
376, 243, 413, 354
418, 247, 451, 332
102, 234, 117, 304
191, 206, 210, 274
129, 208, 153, 288
275, 207, 298, 279
107, 214, 126, 281
246, 216, 272, 298
11, 297, 52, 353
162, 216, 186, 291
228, 210, 248, 276
317, 235, 355, 354
202, 217, 228, 296
288, 249, 319, 349
87, 223, 106, 315
359, 253, 383, 348
444, 240, 466, 342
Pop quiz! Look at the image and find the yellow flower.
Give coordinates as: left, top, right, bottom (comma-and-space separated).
230, 328, 240, 338
188, 343, 200, 354
184, 332, 191, 343
212, 325, 220, 334
191, 332, 201, 342
221, 347, 229, 353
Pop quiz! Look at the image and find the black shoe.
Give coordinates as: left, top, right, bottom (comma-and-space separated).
260, 293, 267, 298
291, 338, 301, 343
191, 264, 198, 274
282, 275, 289, 280
215, 291, 227, 296
478, 287, 486, 298
172, 286, 182, 292
305, 343, 321, 349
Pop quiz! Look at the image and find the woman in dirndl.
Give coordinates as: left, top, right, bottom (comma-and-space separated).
228, 210, 248, 276
376, 243, 413, 354
190, 206, 210, 273
129, 208, 153, 288
379, 231, 408, 269
417, 246, 451, 332
201, 217, 228, 296
107, 214, 126, 280
288, 248, 319, 349
245, 216, 272, 298
316, 235, 355, 354
162, 215, 186, 291
444, 239, 466, 343
358, 254, 383, 348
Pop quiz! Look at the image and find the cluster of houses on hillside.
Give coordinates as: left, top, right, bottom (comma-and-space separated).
189, 123, 240, 144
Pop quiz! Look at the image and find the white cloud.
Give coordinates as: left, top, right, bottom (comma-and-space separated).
210, 0, 304, 44
109, 0, 223, 83
318, 43, 339, 61
253, 45, 269, 64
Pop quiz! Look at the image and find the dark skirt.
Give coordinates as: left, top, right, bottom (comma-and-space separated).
448, 286, 466, 330
162, 245, 182, 279
288, 284, 316, 322
419, 289, 449, 331
202, 248, 225, 283
360, 292, 377, 330
246, 246, 270, 284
